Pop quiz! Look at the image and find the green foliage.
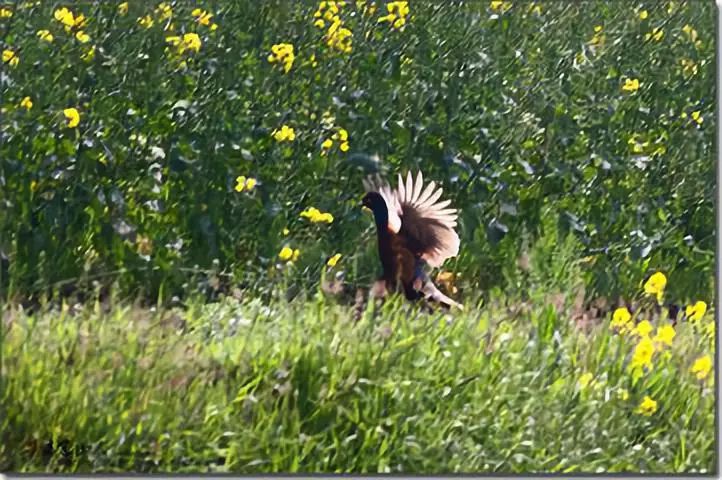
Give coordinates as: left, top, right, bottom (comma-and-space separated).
1, 290, 715, 473
0, 1, 715, 302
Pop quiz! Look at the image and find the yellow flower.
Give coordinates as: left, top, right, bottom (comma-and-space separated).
682, 24, 698, 43
192, 9, 213, 26
314, 19, 325, 28
633, 320, 654, 338
54, 7, 76, 28
282, 227, 290, 236
0, 7, 12, 18
326, 25, 353, 53
594, 25, 603, 33
268, 43, 295, 73
691, 110, 703, 125
643, 271, 666, 301
327, 253, 342, 267
379, 1, 410, 27
279, 246, 301, 262
636, 395, 658, 416
279, 246, 294, 261
63, 107, 81, 128
155, 2, 172, 20
118, 2, 129, 15
630, 336, 655, 370
686, 301, 707, 322
182, 33, 202, 53
638, 9, 648, 20
138, 14, 154, 28
610, 307, 633, 334
653, 324, 675, 347
690, 355, 712, 380
73, 13, 87, 29
300, 207, 334, 223
613, 307, 631, 324
622, 78, 640, 92
680, 58, 698, 76
578, 372, 594, 389
75, 30, 90, 43
235, 176, 257, 192
645, 27, 664, 42
19, 96, 33, 110
272, 125, 295, 142
340, 141, 349, 152
37, 29, 54, 43
337, 128, 348, 141
2, 49, 18, 67
321, 138, 333, 150
617, 388, 629, 401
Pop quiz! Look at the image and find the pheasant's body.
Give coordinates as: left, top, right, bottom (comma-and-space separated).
362, 171, 463, 310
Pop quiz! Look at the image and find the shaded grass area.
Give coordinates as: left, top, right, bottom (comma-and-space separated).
1, 286, 714, 473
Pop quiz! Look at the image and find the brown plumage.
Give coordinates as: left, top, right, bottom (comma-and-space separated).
361, 171, 463, 310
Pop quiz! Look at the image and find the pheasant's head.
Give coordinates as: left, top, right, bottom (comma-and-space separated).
361, 191, 389, 228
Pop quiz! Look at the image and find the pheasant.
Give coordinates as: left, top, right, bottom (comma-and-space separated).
361, 171, 463, 310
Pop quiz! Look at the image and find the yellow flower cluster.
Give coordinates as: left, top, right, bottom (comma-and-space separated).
627, 133, 666, 157
137, 3, 175, 30
321, 127, 350, 153
63, 107, 81, 128
489, 1, 512, 14
300, 207, 334, 224
53, 7, 91, 43
155, 2, 172, 21
313, 1, 344, 29
272, 125, 296, 142
589, 25, 605, 48
20, 96, 33, 110
165, 33, 202, 54
313, 2, 353, 53
0, 7, 13, 18
379, 1, 409, 29
192, 8, 218, 31
644, 27, 664, 42
638, 9, 648, 20
610, 306, 632, 334
37, 29, 54, 43
622, 78, 640, 92
681, 24, 701, 49
643, 271, 666, 303
2, 49, 19, 67
279, 246, 300, 262
680, 58, 698, 77
234, 176, 257, 193
118, 2, 129, 16
636, 395, 657, 416
54, 7, 86, 30
327, 22, 353, 53
690, 354, 712, 380
268, 43, 295, 73
685, 301, 707, 322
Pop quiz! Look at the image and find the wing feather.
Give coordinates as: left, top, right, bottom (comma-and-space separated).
390, 170, 461, 267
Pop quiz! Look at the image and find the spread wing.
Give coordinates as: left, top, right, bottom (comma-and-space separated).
395, 171, 460, 268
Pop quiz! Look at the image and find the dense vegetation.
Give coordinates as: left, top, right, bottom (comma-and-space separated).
0, 0, 716, 474
0, 0, 715, 303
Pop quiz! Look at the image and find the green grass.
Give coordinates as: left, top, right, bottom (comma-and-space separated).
1, 283, 715, 473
